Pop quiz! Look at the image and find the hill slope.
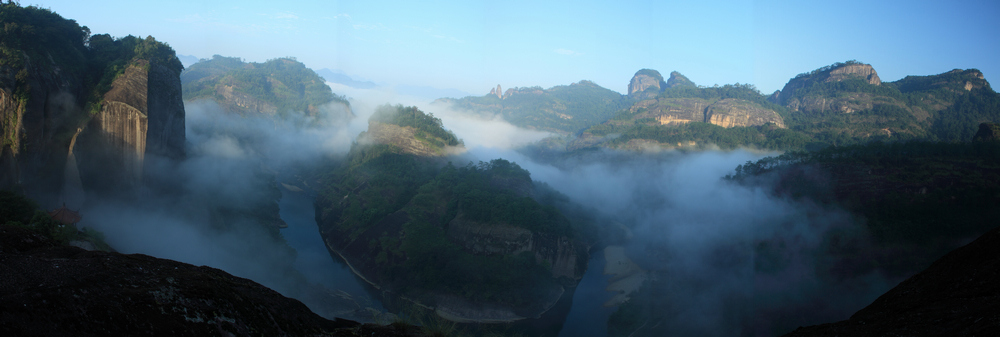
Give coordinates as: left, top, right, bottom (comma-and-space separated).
315, 105, 592, 323
435, 80, 630, 134
181, 55, 350, 119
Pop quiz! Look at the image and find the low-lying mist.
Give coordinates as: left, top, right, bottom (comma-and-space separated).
76, 80, 891, 334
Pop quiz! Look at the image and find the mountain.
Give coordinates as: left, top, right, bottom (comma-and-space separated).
568, 61, 1000, 152
0, 3, 185, 202
175, 54, 200, 68
314, 105, 592, 323
181, 56, 351, 119
435, 80, 631, 133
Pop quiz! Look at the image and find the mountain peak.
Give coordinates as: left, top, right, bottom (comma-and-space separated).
628, 69, 667, 98
666, 71, 696, 88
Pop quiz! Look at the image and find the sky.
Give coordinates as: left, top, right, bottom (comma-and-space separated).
25, 0, 1000, 96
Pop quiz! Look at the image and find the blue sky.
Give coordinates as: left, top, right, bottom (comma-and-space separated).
26, 0, 1000, 95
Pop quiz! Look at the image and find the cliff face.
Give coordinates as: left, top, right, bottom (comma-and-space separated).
778, 62, 881, 107
628, 97, 785, 128
706, 98, 786, 128
0, 55, 84, 200
628, 69, 666, 98
665, 71, 696, 88
74, 60, 186, 195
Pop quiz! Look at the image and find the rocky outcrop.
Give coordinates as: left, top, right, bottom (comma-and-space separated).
666, 71, 696, 88
778, 62, 881, 106
828, 63, 881, 85
0, 54, 85, 200
75, 60, 186, 195
628, 69, 666, 98
782, 225, 1000, 337
630, 97, 785, 128
489, 84, 502, 99
215, 84, 278, 115
0, 224, 430, 337
359, 121, 459, 156
1, 53, 185, 202
706, 98, 786, 128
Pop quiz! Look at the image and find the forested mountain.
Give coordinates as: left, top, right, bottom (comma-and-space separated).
315, 105, 595, 325
181, 55, 349, 118
435, 80, 631, 133
553, 62, 1000, 152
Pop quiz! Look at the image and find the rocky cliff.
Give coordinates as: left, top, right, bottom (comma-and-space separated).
665, 71, 696, 88
778, 61, 881, 107
625, 96, 784, 128
706, 98, 786, 128
628, 69, 666, 98
74, 60, 186, 194
0, 6, 186, 203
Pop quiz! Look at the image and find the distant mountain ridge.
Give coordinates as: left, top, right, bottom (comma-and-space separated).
564, 61, 1000, 152
436, 80, 632, 133
181, 56, 350, 119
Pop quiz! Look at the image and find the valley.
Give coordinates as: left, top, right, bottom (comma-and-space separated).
2, 2, 1000, 336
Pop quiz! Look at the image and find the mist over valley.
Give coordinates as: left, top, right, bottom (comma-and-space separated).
3, 2, 1000, 336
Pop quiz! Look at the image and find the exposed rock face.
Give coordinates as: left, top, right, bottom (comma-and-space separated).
502, 88, 514, 99
665, 71, 696, 88
0, 224, 362, 337
1, 56, 185, 201
782, 225, 1000, 336
628, 69, 666, 98
828, 63, 881, 85
215, 84, 278, 115
778, 62, 881, 106
706, 98, 786, 128
495, 84, 502, 99
0, 56, 82, 198
360, 121, 457, 156
75, 60, 186, 195
629, 97, 785, 128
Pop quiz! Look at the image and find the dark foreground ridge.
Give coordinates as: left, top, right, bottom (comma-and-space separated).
0, 224, 425, 337
783, 225, 1000, 336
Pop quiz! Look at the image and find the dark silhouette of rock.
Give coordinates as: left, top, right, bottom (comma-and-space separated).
782, 225, 1000, 336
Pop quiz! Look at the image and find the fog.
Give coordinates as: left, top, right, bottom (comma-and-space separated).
74, 81, 892, 334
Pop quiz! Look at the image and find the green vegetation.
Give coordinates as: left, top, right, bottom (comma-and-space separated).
445, 81, 630, 133
578, 62, 1000, 152
728, 141, 1000, 247
181, 55, 348, 116
318, 136, 590, 308
0, 190, 110, 249
372, 104, 462, 148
